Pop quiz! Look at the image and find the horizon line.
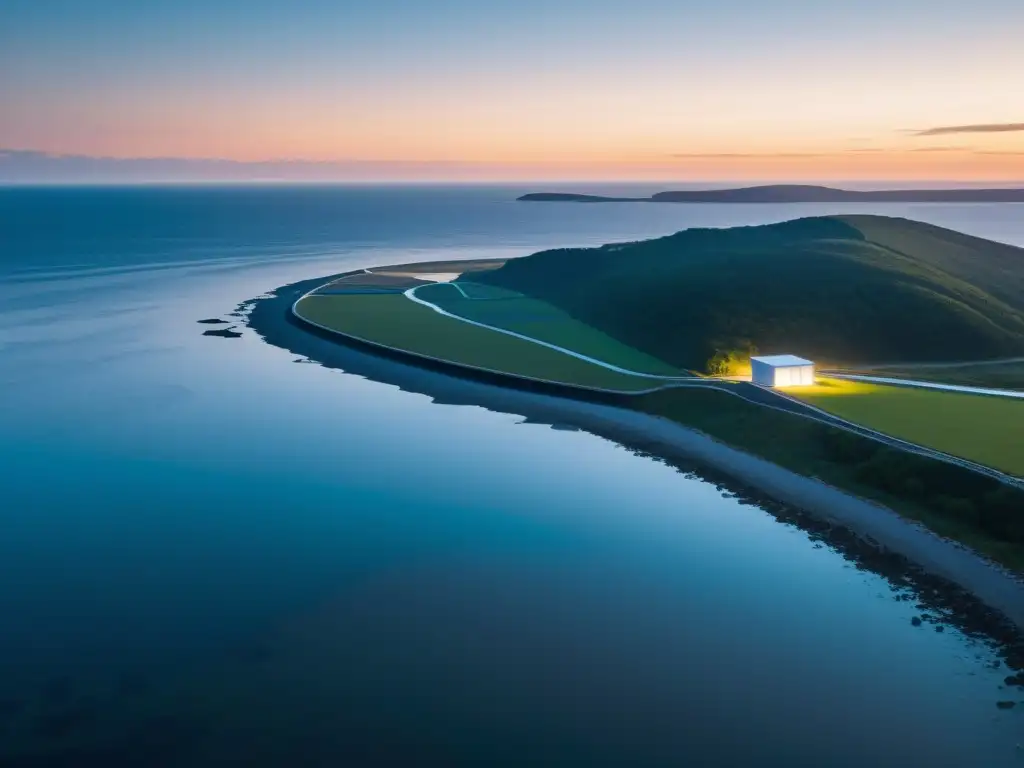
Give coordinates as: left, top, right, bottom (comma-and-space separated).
4, 179, 1024, 187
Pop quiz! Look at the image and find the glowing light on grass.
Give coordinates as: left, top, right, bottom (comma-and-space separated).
799, 378, 878, 396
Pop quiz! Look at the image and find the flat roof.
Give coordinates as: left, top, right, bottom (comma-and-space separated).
751, 354, 814, 367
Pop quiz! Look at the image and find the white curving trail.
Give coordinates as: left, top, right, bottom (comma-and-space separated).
403, 284, 703, 382
824, 372, 1024, 400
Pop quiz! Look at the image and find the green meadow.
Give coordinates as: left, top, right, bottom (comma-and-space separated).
294, 294, 658, 392
415, 282, 682, 376
792, 378, 1024, 477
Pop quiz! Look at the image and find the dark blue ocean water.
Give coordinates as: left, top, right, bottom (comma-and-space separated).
1, 185, 1023, 766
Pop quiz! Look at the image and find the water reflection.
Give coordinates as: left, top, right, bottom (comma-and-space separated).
7, 188, 1024, 765
244, 272, 1024, 661
2, 272, 1023, 767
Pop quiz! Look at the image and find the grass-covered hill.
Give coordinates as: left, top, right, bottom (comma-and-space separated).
471, 216, 1024, 371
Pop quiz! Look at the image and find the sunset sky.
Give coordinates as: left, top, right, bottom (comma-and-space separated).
2, 0, 1022, 181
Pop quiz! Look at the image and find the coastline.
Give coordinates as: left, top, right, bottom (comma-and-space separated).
244, 270, 1024, 634
528, 396, 1024, 629
518, 185, 1024, 203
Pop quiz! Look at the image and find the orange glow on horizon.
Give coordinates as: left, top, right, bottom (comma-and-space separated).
5, 0, 1022, 183
8, 145, 1022, 183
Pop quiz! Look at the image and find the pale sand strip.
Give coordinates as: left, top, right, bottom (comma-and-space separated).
471, 388, 1024, 629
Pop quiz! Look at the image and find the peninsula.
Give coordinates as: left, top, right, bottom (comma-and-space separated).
276, 215, 1024, 583
518, 184, 1024, 203
225, 213, 1024, 648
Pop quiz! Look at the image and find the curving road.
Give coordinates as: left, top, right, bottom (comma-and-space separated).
405, 284, 1024, 489
822, 372, 1024, 400
866, 356, 1024, 371
404, 284, 705, 381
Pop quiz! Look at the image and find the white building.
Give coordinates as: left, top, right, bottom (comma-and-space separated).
750, 355, 815, 388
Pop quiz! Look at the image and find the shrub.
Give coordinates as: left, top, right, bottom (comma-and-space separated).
930, 496, 979, 524
818, 428, 878, 464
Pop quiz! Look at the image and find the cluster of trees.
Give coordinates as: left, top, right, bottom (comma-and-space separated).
818, 429, 1024, 543
706, 344, 758, 376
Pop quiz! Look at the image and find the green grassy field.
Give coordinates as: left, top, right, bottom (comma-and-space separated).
791, 378, 1024, 476
415, 281, 682, 375
295, 293, 660, 392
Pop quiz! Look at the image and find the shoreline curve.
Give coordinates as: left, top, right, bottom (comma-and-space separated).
249, 267, 1024, 634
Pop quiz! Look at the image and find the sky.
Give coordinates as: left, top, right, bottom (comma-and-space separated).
1, 0, 1022, 182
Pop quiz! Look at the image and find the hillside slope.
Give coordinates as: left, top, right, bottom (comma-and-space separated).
472, 216, 1024, 370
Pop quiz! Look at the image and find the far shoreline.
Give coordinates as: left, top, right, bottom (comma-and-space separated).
518, 184, 1024, 204
241, 264, 1024, 640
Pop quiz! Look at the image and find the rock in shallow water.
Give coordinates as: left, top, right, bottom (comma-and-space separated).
202, 327, 242, 338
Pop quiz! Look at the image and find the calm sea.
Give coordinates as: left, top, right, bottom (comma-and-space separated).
1, 185, 1023, 766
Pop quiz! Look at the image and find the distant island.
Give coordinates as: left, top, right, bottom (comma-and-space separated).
518, 184, 1024, 203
